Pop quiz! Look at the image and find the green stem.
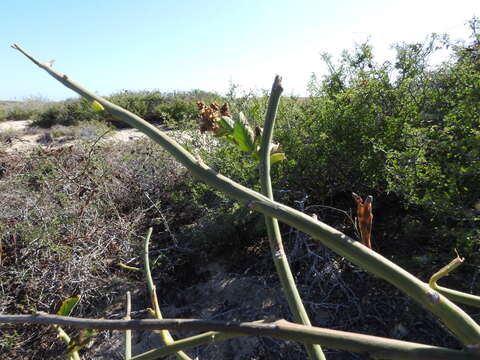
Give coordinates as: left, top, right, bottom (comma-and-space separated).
429, 255, 480, 307
12, 44, 480, 348
131, 331, 240, 360
259, 75, 325, 360
141, 228, 263, 360
132, 321, 265, 360
144, 228, 193, 360
54, 325, 81, 360
125, 291, 132, 360
119, 263, 142, 272
2, 314, 479, 360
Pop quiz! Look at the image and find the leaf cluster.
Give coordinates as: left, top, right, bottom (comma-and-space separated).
196, 101, 285, 164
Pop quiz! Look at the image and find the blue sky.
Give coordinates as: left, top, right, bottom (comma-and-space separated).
1, 0, 479, 100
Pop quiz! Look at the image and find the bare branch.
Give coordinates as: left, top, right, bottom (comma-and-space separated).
0, 314, 477, 360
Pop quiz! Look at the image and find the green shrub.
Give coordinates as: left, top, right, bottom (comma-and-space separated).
4, 106, 37, 120
153, 98, 198, 129
0, 97, 52, 121
31, 98, 99, 127
31, 104, 62, 127
103, 90, 220, 128
105, 91, 163, 127
384, 39, 480, 217
29, 90, 221, 129
267, 28, 479, 255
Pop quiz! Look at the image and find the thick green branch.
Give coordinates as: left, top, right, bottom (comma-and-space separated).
54, 325, 81, 360
131, 320, 267, 360
144, 228, 192, 360
12, 44, 480, 348
429, 255, 480, 308
259, 75, 325, 360
260, 75, 283, 200
1, 314, 477, 360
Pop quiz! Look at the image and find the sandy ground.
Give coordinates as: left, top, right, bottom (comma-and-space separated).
0, 120, 45, 152
0, 119, 32, 132
0, 120, 199, 153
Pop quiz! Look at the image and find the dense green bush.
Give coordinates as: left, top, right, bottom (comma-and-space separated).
269, 21, 480, 255
201, 20, 479, 256
106, 90, 220, 128
153, 98, 198, 128
385, 38, 480, 214
31, 104, 62, 127
104, 91, 162, 127
32, 98, 99, 127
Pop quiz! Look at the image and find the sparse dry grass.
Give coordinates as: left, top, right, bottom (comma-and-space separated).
0, 120, 116, 153
0, 139, 187, 358
0, 127, 477, 359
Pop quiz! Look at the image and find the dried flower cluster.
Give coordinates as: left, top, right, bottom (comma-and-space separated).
196, 101, 231, 134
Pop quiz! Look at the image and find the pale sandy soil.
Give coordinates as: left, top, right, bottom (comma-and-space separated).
0, 120, 200, 153
0, 120, 44, 152
0, 119, 32, 132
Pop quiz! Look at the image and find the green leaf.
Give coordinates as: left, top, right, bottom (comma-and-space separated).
270, 152, 286, 164
219, 116, 235, 135
233, 116, 255, 153
56, 295, 81, 316
91, 100, 104, 112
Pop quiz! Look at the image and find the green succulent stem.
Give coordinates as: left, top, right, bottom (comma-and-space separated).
259, 75, 325, 360
125, 292, 132, 360
144, 228, 192, 360
12, 44, 480, 349
131, 321, 265, 360
131, 331, 240, 360
429, 255, 480, 308
118, 263, 142, 272
2, 314, 479, 360
54, 325, 81, 360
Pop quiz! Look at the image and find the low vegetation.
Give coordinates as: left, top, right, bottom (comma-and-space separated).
0, 91, 220, 129
1, 19, 479, 359
0, 97, 53, 121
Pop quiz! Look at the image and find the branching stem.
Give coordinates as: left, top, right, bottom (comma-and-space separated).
0, 314, 477, 360
429, 255, 480, 307
259, 75, 325, 360
11, 43, 480, 349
